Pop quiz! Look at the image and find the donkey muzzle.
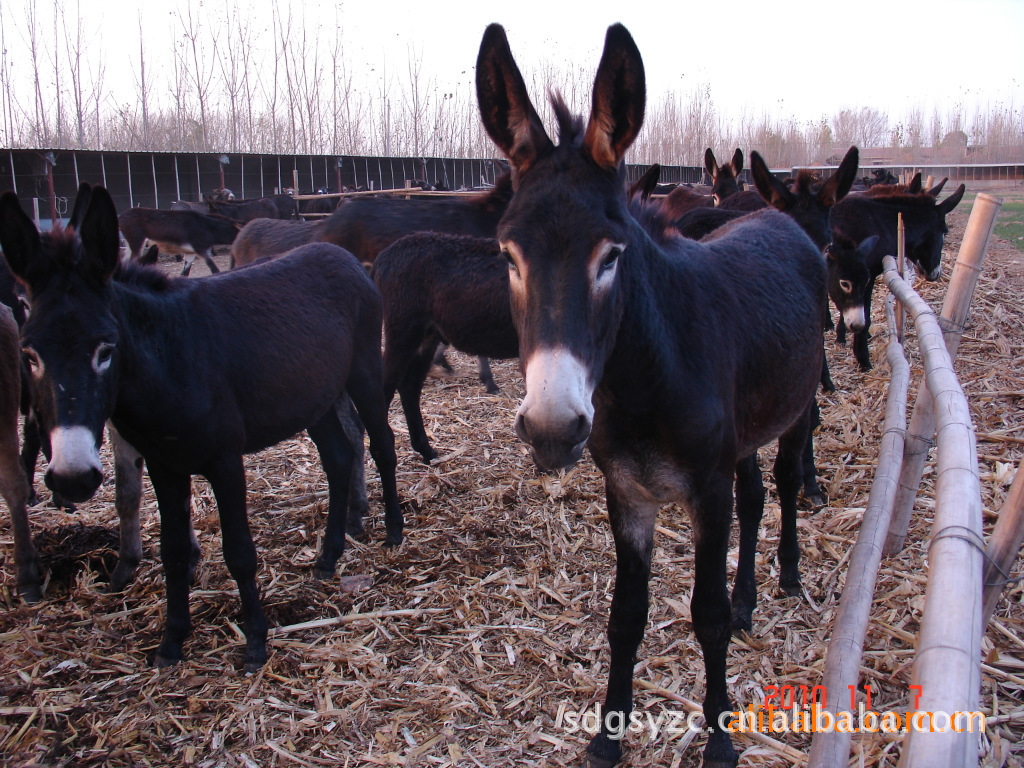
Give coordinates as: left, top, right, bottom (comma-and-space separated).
515, 348, 594, 471
45, 426, 104, 503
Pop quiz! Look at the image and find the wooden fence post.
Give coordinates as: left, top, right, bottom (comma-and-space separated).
884, 193, 1003, 555
982, 457, 1024, 624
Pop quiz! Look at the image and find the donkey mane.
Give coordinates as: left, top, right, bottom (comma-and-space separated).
858, 187, 940, 206
627, 195, 684, 249
114, 260, 175, 292
794, 170, 822, 195
550, 93, 585, 147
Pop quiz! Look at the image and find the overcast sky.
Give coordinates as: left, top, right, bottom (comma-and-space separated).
2, 0, 1022, 126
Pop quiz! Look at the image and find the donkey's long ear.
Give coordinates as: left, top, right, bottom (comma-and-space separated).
819, 146, 859, 207
937, 184, 966, 216
66, 182, 93, 232
0, 192, 43, 284
584, 24, 645, 170
731, 148, 744, 174
704, 148, 718, 179
629, 163, 660, 201
77, 186, 121, 281
751, 151, 792, 210
476, 24, 552, 177
907, 172, 923, 194
927, 177, 948, 197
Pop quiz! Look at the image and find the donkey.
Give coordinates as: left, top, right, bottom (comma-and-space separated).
230, 218, 325, 269
317, 173, 513, 267
673, 147, 860, 507
373, 233, 518, 462
2, 254, 154, 600
477, 23, 826, 768
829, 182, 965, 369
0, 183, 402, 672
118, 207, 240, 276
659, 149, 743, 219
0, 304, 34, 599
705, 147, 744, 204
206, 193, 298, 223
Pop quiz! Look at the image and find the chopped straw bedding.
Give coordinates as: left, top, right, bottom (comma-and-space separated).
2, 194, 1023, 768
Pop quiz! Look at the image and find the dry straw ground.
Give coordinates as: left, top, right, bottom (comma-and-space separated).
1, 189, 1023, 768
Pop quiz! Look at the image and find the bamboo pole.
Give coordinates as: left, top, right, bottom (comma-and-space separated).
883, 255, 983, 768
896, 213, 906, 342
884, 193, 1003, 555
982, 457, 1024, 624
807, 295, 911, 768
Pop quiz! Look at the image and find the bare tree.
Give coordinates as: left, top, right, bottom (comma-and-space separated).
0, 11, 19, 147
61, 0, 88, 147
178, 0, 218, 152
26, 0, 51, 146
133, 12, 151, 149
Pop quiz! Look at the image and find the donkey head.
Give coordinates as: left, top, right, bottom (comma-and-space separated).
917, 184, 966, 281
476, 23, 645, 470
751, 146, 859, 250
825, 233, 876, 332
705, 147, 743, 205
0, 183, 122, 502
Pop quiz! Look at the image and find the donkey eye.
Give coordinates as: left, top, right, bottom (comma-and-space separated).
600, 246, 623, 275
502, 249, 519, 275
22, 347, 41, 375
839, 280, 853, 294
93, 343, 115, 373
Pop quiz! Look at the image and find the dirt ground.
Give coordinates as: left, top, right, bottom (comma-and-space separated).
1, 186, 1023, 768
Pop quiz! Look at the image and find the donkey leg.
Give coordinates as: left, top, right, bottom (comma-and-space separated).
477, 356, 500, 395
688, 471, 740, 768
819, 348, 836, 394
19, 413, 43, 507
180, 255, 195, 277
306, 409, 356, 578
2, 433, 38, 602
800, 399, 826, 509
107, 425, 145, 593
335, 393, 368, 539
200, 249, 220, 275
147, 461, 195, 668
776, 406, 813, 596
852, 281, 875, 371
430, 343, 455, 374
347, 361, 403, 548
731, 455, 764, 633
834, 310, 847, 346
396, 344, 442, 463
205, 454, 268, 672
584, 483, 658, 768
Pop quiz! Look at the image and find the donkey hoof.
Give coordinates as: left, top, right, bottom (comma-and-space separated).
18, 584, 43, 604
243, 655, 267, 674
345, 522, 366, 539
484, 384, 501, 395
383, 531, 403, 548
731, 610, 753, 634
585, 733, 621, 768
153, 652, 183, 669
26, 490, 41, 507
780, 579, 802, 598
312, 564, 336, 581
801, 492, 826, 510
